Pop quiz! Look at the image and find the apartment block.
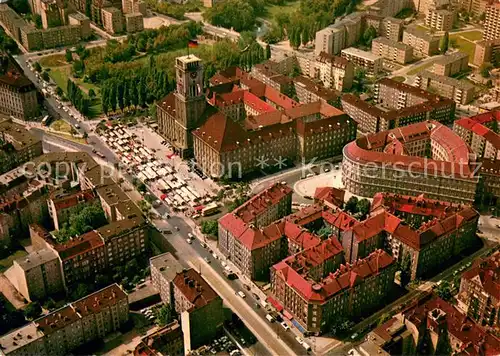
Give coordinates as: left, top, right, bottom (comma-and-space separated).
341, 78, 456, 134
47, 190, 96, 230
341, 47, 383, 75
425, 8, 454, 31
0, 117, 42, 174
485, 2, 500, 40
314, 51, 354, 91
314, 12, 364, 55
0, 54, 39, 120
173, 269, 224, 352
372, 37, 413, 64
402, 26, 440, 57
271, 249, 396, 334
453, 111, 500, 160
380, 17, 404, 42
414, 71, 475, 104
6, 248, 64, 301
457, 252, 499, 328
293, 75, 338, 105
133, 321, 184, 356
101, 6, 123, 34
432, 51, 469, 76
150, 252, 184, 305
367, 0, 411, 17
343, 193, 479, 279
342, 120, 478, 204
68, 13, 91, 39
124, 13, 143, 33
474, 38, 500, 67
0, 284, 128, 356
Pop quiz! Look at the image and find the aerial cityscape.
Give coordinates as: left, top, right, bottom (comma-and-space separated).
0, 0, 499, 355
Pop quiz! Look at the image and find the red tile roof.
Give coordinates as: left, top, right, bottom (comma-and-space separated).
283, 237, 343, 274
344, 121, 476, 178
173, 269, 219, 312
456, 112, 500, 150
403, 296, 500, 356
50, 189, 96, 211
35, 306, 79, 335
72, 284, 127, 317
284, 221, 322, 250
461, 251, 500, 301
273, 249, 394, 303
55, 230, 105, 261
314, 187, 345, 207
322, 209, 359, 231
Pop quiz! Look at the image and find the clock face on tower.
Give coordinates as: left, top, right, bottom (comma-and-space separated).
190, 71, 197, 79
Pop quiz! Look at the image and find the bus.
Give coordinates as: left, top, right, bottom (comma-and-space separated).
202, 202, 219, 216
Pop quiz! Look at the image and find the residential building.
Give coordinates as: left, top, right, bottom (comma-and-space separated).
368, 0, 411, 17
425, 8, 454, 31
124, 13, 143, 33
402, 26, 440, 57
6, 248, 64, 301
150, 252, 184, 304
0, 55, 39, 120
457, 252, 500, 328
68, 13, 91, 39
122, 0, 146, 14
402, 295, 500, 355
453, 111, 500, 160
314, 51, 354, 91
217, 183, 292, 280
458, 0, 494, 17
371, 37, 413, 64
380, 17, 404, 42
133, 321, 184, 356
485, 2, 500, 40
342, 121, 479, 203
313, 187, 345, 209
432, 51, 469, 76
250, 63, 293, 94
341, 78, 456, 134
314, 12, 364, 55
340, 47, 383, 75
478, 158, 500, 200
0, 284, 129, 356
343, 193, 479, 279
293, 75, 338, 105
101, 7, 123, 34
156, 55, 207, 158
271, 249, 396, 334
173, 269, 224, 352
0, 117, 42, 174
414, 70, 475, 104
474, 38, 500, 67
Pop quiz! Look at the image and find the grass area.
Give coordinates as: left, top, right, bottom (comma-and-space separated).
0, 250, 27, 272
45, 131, 88, 144
49, 67, 71, 91
458, 30, 483, 42
50, 119, 72, 133
391, 76, 406, 82
38, 54, 67, 67
407, 62, 435, 76
450, 36, 476, 59
261, 0, 300, 23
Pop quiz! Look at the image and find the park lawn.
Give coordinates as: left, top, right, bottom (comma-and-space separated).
407, 62, 435, 75
0, 250, 27, 272
50, 119, 72, 133
458, 31, 483, 41
391, 76, 406, 82
450, 36, 476, 59
38, 54, 67, 67
49, 67, 71, 91
262, 0, 300, 23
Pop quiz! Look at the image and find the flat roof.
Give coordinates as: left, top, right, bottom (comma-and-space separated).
0, 323, 43, 354
150, 252, 184, 282
14, 248, 58, 271
341, 47, 382, 61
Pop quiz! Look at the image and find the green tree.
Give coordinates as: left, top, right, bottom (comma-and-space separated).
203, 0, 257, 32
435, 281, 453, 301
88, 88, 96, 99
356, 198, 371, 219
345, 196, 359, 214
400, 252, 412, 287
41, 71, 50, 82
10, 0, 30, 13
55, 86, 63, 96
440, 31, 449, 54
156, 304, 177, 326
317, 225, 333, 238
201, 220, 218, 237
480, 62, 493, 78
378, 313, 392, 326
24, 302, 42, 320
33, 62, 42, 72
362, 26, 377, 46
265, 43, 271, 59
33, 14, 42, 29
71, 283, 89, 301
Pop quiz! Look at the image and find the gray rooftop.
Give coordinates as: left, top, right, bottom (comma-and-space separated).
14, 249, 58, 271
150, 252, 184, 282
417, 70, 475, 90
372, 37, 412, 51
0, 323, 43, 354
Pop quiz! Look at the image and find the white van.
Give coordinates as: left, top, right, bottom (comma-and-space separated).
302, 342, 311, 351
260, 300, 268, 309
237, 291, 246, 298
188, 232, 194, 239
265, 314, 275, 322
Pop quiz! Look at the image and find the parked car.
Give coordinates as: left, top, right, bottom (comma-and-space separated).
280, 322, 290, 331
186, 238, 192, 244
204, 257, 211, 264
237, 291, 246, 298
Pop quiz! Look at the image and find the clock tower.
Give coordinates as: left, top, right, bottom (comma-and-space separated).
174, 55, 206, 130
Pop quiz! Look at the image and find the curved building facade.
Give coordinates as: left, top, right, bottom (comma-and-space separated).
342, 121, 479, 203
